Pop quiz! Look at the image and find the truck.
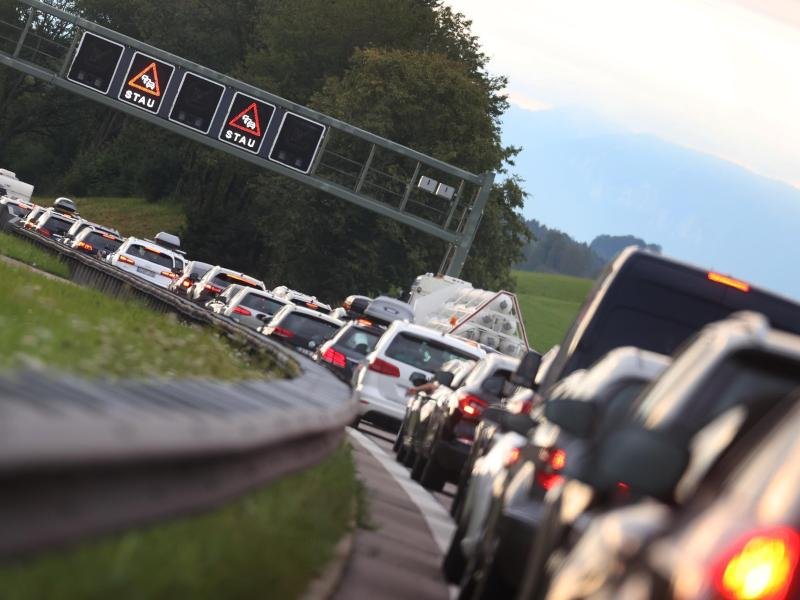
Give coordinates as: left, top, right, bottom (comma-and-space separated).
0, 169, 34, 203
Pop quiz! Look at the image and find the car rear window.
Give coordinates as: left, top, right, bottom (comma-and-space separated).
280, 313, 340, 342
83, 231, 122, 253
126, 244, 176, 269
240, 293, 285, 316
337, 326, 381, 356
42, 215, 74, 236
385, 332, 477, 372
212, 272, 261, 290
189, 265, 212, 279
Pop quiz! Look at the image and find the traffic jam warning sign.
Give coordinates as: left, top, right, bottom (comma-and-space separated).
66, 32, 124, 94
118, 52, 174, 114
219, 92, 275, 154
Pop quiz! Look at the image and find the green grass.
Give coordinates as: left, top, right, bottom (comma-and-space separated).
514, 270, 593, 352
34, 197, 185, 240
0, 444, 357, 600
0, 260, 282, 379
0, 232, 70, 278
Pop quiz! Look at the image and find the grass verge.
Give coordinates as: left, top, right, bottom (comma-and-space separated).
0, 231, 69, 278
0, 443, 357, 600
514, 270, 593, 352
0, 260, 282, 379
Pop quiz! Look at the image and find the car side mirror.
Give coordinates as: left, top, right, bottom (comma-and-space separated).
544, 399, 598, 438
410, 373, 429, 387
594, 426, 689, 498
433, 370, 455, 387
510, 350, 543, 388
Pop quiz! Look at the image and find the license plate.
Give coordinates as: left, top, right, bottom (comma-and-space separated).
296, 348, 314, 357
137, 266, 156, 277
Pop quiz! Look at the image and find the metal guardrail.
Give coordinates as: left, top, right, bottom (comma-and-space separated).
0, 223, 356, 558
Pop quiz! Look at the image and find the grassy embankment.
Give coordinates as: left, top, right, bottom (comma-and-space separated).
513, 270, 593, 352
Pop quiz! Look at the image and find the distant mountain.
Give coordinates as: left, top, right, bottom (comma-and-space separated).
517, 219, 659, 278
501, 106, 800, 299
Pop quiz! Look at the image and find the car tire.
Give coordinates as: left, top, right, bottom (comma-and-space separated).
420, 451, 446, 491
411, 453, 427, 481
442, 525, 467, 584
403, 446, 417, 468
396, 444, 408, 463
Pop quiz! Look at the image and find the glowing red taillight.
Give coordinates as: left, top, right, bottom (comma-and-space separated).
76, 241, 94, 252
536, 447, 567, 491
367, 357, 400, 377
161, 270, 178, 280
272, 326, 294, 339
205, 284, 223, 294
182, 279, 192, 288
458, 394, 488, 420
38, 227, 52, 237
712, 527, 800, 600
232, 305, 252, 316
118, 255, 135, 265
322, 347, 347, 368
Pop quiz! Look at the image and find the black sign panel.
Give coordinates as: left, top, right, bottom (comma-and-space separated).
168, 72, 225, 133
218, 92, 275, 154
269, 112, 326, 174
67, 32, 124, 94
118, 52, 175, 114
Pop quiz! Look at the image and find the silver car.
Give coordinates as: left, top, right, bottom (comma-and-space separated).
217, 288, 290, 331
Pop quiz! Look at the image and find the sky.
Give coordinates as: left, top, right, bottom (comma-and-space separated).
447, 0, 800, 189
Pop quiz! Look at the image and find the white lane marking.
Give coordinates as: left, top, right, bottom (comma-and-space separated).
347, 427, 454, 552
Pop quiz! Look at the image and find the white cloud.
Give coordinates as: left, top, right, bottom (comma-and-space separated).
448, 0, 800, 189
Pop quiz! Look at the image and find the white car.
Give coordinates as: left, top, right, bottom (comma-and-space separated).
108, 235, 186, 288
271, 285, 333, 314
351, 321, 486, 429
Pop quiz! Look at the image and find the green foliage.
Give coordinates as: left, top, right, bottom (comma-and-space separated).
513, 270, 592, 352
0, 231, 70, 277
0, 443, 357, 600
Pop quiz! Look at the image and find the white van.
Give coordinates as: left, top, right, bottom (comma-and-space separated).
352, 321, 485, 428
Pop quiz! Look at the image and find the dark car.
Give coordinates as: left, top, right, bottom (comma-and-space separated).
314, 318, 385, 383
259, 304, 344, 357
170, 261, 214, 297
70, 227, 123, 258
409, 353, 520, 492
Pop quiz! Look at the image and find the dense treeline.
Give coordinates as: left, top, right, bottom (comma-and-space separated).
517, 219, 661, 278
0, 0, 530, 300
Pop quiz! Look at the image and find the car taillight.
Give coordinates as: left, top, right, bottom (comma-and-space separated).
205, 284, 222, 294
38, 227, 51, 237
535, 447, 567, 491
118, 255, 135, 265
272, 326, 294, 339
322, 347, 347, 368
161, 270, 178, 279
505, 446, 522, 468
708, 271, 750, 293
458, 394, 488, 420
712, 527, 800, 600
76, 241, 94, 252
232, 305, 252, 316
367, 357, 400, 377
182, 279, 193, 288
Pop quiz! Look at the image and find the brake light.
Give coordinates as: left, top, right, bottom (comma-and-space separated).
356, 319, 373, 326
76, 241, 94, 252
322, 347, 347, 368
100, 233, 117, 240
536, 447, 567, 491
205, 284, 222, 294
118, 255, 135, 265
713, 527, 800, 600
38, 227, 52, 237
306, 302, 319, 309
161, 271, 178, 280
505, 446, 522, 468
458, 394, 488, 420
232, 305, 252, 316
182, 279, 192, 288
367, 357, 401, 377
272, 326, 294, 339
709, 272, 750, 293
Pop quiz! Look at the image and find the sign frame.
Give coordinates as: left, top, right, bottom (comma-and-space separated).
117, 50, 175, 114
218, 91, 276, 155
268, 110, 327, 175
167, 70, 226, 134
66, 31, 125, 95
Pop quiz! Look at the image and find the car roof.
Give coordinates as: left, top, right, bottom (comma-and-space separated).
382, 320, 486, 358
278, 303, 344, 326
121, 237, 182, 257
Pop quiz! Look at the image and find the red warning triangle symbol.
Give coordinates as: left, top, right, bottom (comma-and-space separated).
128, 62, 161, 97
228, 102, 261, 136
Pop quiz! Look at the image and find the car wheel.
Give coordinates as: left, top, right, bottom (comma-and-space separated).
396, 443, 408, 463
420, 450, 446, 491
411, 453, 427, 481
442, 525, 467, 584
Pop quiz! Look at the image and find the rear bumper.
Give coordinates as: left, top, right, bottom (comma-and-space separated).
493, 500, 546, 587
353, 386, 405, 427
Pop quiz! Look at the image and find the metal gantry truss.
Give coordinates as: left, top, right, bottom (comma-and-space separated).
0, 0, 495, 276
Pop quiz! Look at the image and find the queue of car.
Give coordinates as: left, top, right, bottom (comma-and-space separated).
8, 194, 800, 600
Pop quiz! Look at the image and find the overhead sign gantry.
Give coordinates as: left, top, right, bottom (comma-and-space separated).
0, 0, 496, 276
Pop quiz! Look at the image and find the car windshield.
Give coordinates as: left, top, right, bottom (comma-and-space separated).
280, 312, 340, 342
240, 293, 285, 316
42, 215, 74, 235
83, 231, 122, 253
337, 326, 381, 356
126, 244, 176, 269
212, 272, 261, 290
385, 332, 477, 372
